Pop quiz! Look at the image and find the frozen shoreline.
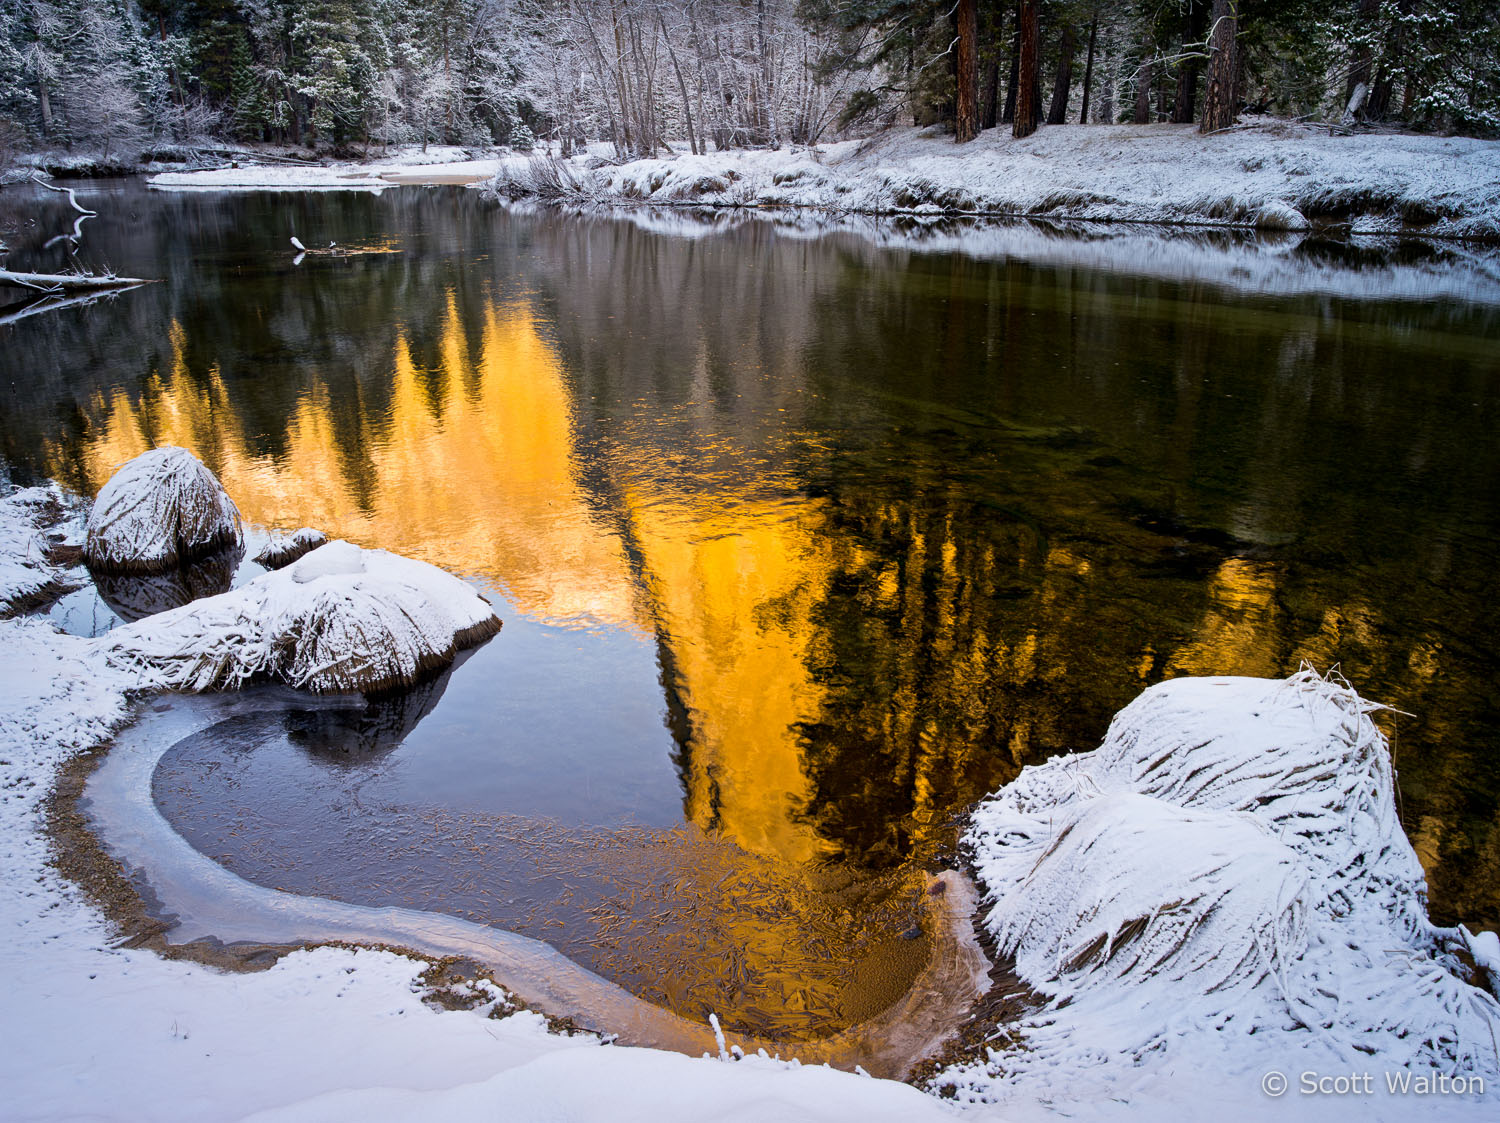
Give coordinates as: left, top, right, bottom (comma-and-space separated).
140, 121, 1500, 246
483, 121, 1500, 241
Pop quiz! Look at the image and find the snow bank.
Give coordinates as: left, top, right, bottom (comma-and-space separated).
936, 669, 1500, 1114
255, 526, 329, 570
94, 540, 501, 693
487, 121, 1500, 239
84, 446, 243, 574
0, 485, 84, 616
147, 148, 531, 192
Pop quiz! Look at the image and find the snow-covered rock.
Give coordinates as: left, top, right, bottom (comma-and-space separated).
94, 540, 501, 693
83, 446, 243, 574
255, 526, 329, 570
937, 669, 1500, 1111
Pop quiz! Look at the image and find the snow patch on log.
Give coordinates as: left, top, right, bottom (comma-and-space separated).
935, 669, 1500, 1108
94, 541, 501, 693
254, 526, 329, 570
84, 446, 243, 574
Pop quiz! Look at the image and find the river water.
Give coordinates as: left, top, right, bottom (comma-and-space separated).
2, 179, 1498, 1041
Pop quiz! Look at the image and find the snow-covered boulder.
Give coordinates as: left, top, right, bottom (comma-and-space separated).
254, 526, 328, 570
84, 446, 243, 574
939, 669, 1500, 1107
94, 540, 500, 693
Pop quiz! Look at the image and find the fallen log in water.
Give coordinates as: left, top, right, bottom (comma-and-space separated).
0, 268, 155, 292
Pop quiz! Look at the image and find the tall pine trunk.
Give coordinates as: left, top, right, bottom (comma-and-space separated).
1134, 31, 1154, 125
1047, 23, 1077, 125
1172, 3, 1210, 123
1200, 0, 1239, 132
982, 55, 1001, 130
1003, 8, 1021, 124
1013, 1, 1040, 137
1079, 15, 1098, 124
955, 0, 980, 141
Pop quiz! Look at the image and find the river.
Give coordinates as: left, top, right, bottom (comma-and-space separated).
2, 178, 1498, 1045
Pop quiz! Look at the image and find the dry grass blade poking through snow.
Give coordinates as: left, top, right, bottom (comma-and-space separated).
935, 669, 1500, 1109
83, 446, 243, 574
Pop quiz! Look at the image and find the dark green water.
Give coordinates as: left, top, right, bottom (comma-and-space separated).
3, 180, 1499, 1036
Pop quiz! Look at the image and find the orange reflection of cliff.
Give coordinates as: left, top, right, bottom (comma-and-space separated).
1167, 557, 1284, 679
50, 307, 642, 632
620, 485, 838, 865
51, 306, 849, 866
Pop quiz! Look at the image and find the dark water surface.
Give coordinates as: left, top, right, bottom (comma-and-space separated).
3, 180, 1499, 1037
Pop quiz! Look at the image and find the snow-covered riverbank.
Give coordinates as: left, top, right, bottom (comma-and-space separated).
144, 145, 527, 192
138, 121, 1500, 240
484, 120, 1500, 240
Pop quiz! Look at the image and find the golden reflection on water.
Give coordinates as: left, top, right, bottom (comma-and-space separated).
53, 304, 643, 631
1167, 557, 1283, 679
46, 291, 892, 1026
617, 486, 837, 864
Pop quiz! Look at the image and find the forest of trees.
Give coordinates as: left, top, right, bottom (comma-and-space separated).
0, 1, 1496, 166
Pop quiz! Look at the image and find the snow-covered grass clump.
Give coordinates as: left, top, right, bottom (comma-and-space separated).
936, 669, 1500, 1111
0, 485, 84, 616
255, 525, 329, 569
96, 539, 501, 693
84, 446, 243, 574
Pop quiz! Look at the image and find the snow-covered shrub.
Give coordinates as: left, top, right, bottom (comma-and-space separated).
940, 670, 1500, 1106
1251, 200, 1311, 230
254, 527, 328, 570
94, 540, 501, 693
83, 447, 242, 574
995, 793, 1312, 998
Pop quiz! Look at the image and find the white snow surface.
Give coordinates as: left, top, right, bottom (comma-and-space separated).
0, 496, 956, 1123
84, 446, 242, 573
487, 121, 1500, 239
938, 670, 1500, 1117
148, 146, 532, 192
94, 540, 499, 693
